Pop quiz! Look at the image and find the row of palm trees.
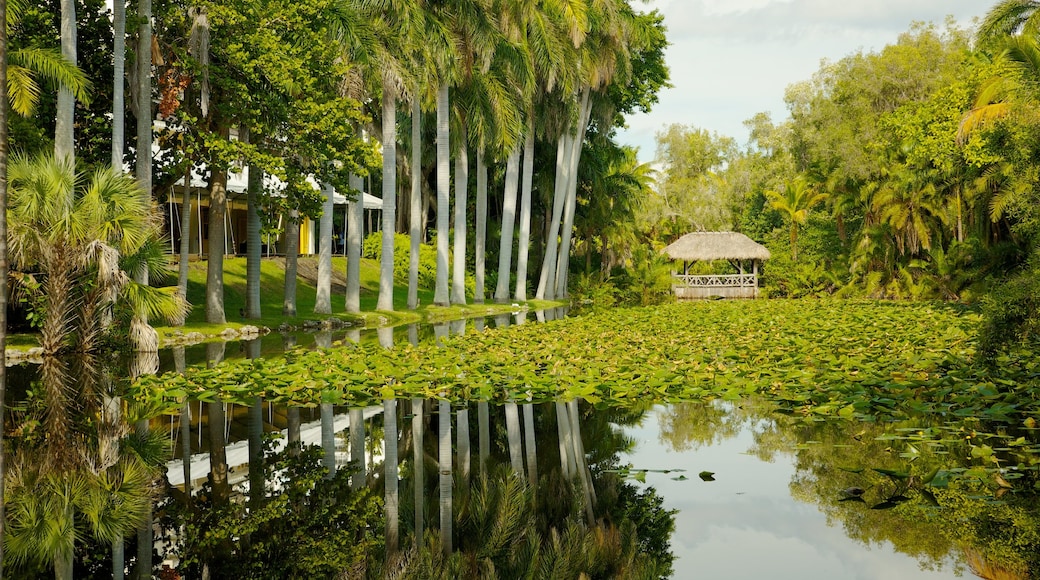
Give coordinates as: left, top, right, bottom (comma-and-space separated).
44, 0, 660, 329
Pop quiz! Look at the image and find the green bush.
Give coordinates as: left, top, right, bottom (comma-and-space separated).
978, 263, 1040, 361
363, 232, 438, 290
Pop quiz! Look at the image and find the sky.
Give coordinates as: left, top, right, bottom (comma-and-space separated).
616, 0, 995, 163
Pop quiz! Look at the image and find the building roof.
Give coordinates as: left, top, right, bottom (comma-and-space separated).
661, 232, 771, 262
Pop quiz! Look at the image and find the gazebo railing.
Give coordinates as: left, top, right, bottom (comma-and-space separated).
673, 274, 757, 288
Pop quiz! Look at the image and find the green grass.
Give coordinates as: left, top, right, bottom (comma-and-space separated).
158, 256, 562, 343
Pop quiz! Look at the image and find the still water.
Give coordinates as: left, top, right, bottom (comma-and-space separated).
5, 310, 1036, 578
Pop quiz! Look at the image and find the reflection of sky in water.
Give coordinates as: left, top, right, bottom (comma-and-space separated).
619, 408, 958, 579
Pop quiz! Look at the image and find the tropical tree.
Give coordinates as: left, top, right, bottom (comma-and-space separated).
55, 0, 76, 161
7, 154, 186, 355
766, 177, 826, 261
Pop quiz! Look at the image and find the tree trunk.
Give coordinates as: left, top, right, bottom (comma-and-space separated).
349, 408, 365, 490
438, 399, 452, 555
246, 340, 263, 509
384, 398, 399, 554
206, 161, 228, 324
315, 181, 335, 314
206, 343, 229, 504
112, 0, 126, 169
378, 85, 397, 311
555, 401, 574, 479
477, 401, 489, 476
321, 402, 335, 478
346, 174, 364, 313
505, 401, 523, 476
451, 136, 468, 305
474, 149, 488, 303
495, 147, 521, 302
408, 96, 422, 309
55, 0, 76, 162
554, 90, 591, 298
174, 175, 191, 326
136, 0, 152, 198
135, 419, 152, 580
434, 83, 451, 306
175, 347, 191, 504
515, 128, 535, 301
411, 398, 424, 544
536, 134, 570, 299
282, 209, 300, 316
456, 407, 470, 485
245, 163, 262, 318
522, 403, 537, 487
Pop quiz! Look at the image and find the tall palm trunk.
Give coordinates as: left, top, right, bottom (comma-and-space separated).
505, 401, 523, 475
554, 90, 591, 298
515, 128, 535, 301
245, 163, 262, 318
567, 400, 595, 524
349, 408, 365, 490
174, 175, 191, 326
451, 136, 469, 305
112, 0, 126, 169
456, 407, 470, 485
437, 399, 452, 555
55, 0, 76, 162
477, 401, 489, 475
434, 83, 451, 306
174, 346, 191, 503
474, 149, 488, 303
411, 398, 424, 544
315, 181, 334, 314
495, 147, 521, 302
536, 134, 570, 299
321, 403, 335, 477
136, 0, 152, 199
378, 85, 397, 311
555, 401, 574, 478
384, 398, 399, 553
346, 174, 364, 313
205, 162, 228, 323
246, 340, 263, 509
282, 209, 300, 316
522, 403, 537, 487
407, 96, 422, 310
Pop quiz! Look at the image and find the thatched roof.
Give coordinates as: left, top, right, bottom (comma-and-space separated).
661, 232, 771, 262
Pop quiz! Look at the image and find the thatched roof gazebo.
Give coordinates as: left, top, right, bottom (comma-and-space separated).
661, 232, 771, 299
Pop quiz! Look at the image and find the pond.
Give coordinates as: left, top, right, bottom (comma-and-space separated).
5, 302, 1039, 578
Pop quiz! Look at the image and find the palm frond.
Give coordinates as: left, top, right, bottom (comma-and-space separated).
9, 47, 92, 114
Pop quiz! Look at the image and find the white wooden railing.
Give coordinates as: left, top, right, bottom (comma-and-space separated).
673, 274, 757, 288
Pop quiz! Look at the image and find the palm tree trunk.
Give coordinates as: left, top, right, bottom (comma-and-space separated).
286, 406, 301, 456
515, 128, 535, 301
384, 398, 399, 553
350, 408, 365, 490
135, 419, 153, 580
555, 401, 574, 478
495, 147, 521, 302
477, 401, 489, 475
175, 174, 191, 326
136, 0, 152, 200
282, 209, 300, 316
567, 400, 595, 524
554, 90, 591, 298
437, 399, 452, 555
55, 0, 76, 162
245, 163, 262, 318
474, 149, 488, 303
378, 86, 397, 311
112, 0, 126, 170
321, 402, 336, 478
456, 407, 470, 484
434, 83, 451, 306
248, 396, 264, 507
346, 174, 364, 313
408, 96, 422, 310
451, 136, 469, 305
522, 403, 537, 487
315, 181, 335, 314
536, 133, 570, 299
505, 401, 523, 475
411, 398, 424, 544
206, 161, 228, 324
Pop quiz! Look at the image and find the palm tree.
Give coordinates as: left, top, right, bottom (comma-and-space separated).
346, 174, 364, 313
112, 0, 127, 170
384, 398, 400, 553
0, 0, 7, 567
316, 181, 335, 314
7, 154, 185, 355
408, 95, 423, 309
766, 177, 826, 261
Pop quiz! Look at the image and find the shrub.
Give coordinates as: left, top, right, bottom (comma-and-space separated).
362, 232, 438, 290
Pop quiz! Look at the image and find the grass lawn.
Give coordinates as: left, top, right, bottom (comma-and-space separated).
157, 255, 563, 344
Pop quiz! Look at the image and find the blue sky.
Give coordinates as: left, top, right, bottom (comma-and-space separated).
616, 0, 994, 163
